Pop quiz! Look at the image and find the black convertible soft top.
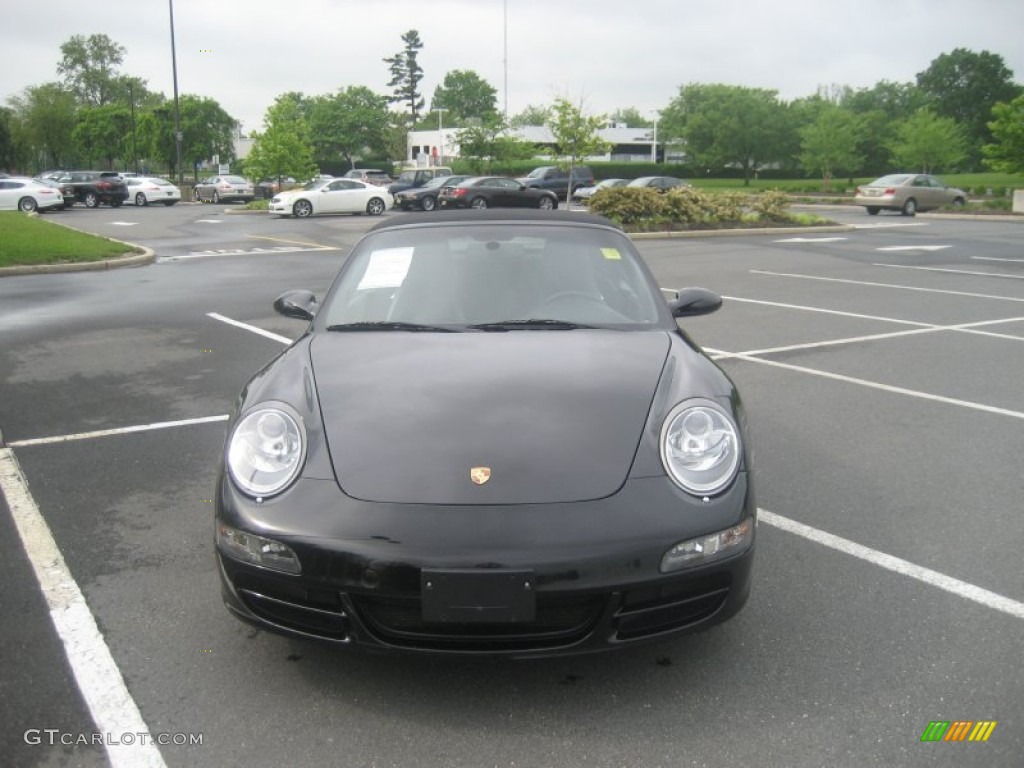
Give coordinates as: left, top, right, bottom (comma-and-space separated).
369, 208, 623, 232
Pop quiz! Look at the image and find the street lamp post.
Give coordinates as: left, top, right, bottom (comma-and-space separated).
650, 112, 659, 164
128, 82, 138, 174
432, 108, 448, 166
168, 0, 183, 185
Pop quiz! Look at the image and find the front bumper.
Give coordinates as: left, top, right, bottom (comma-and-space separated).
216, 473, 756, 657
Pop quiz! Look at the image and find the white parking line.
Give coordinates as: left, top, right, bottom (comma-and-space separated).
704, 349, 1024, 421
206, 313, 291, 344
759, 508, 1024, 620
0, 448, 167, 768
751, 270, 1024, 304
852, 222, 928, 229
874, 263, 1024, 280
8, 415, 229, 448
973, 256, 1024, 264
875, 245, 951, 252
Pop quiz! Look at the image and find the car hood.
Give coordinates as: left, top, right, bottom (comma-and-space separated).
309, 331, 670, 505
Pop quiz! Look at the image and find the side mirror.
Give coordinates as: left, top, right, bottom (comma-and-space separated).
668, 287, 722, 318
274, 289, 318, 321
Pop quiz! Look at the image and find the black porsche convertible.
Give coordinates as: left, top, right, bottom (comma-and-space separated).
215, 209, 756, 657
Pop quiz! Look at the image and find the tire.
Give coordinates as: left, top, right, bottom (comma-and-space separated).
420, 195, 436, 212
18, 197, 37, 213
135, 193, 147, 207
293, 200, 313, 218
866, 206, 880, 215
901, 198, 917, 216
213, 191, 221, 204
111, 200, 122, 208
366, 197, 386, 216
952, 197, 965, 207
84, 192, 99, 208
469, 197, 488, 209
537, 196, 555, 210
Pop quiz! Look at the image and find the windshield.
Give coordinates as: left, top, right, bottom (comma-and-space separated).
224, 176, 248, 184
302, 180, 330, 191
397, 171, 417, 182
526, 168, 553, 179
318, 224, 667, 330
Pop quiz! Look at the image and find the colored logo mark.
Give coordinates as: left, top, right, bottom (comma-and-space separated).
920, 720, 997, 742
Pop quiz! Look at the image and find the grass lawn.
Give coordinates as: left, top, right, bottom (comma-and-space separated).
0, 212, 143, 268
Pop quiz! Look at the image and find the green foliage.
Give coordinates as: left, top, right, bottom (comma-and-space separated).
799, 105, 865, 191
509, 104, 551, 128
244, 96, 317, 183
137, 95, 238, 177
888, 108, 967, 173
587, 187, 793, 230
609, 107, 651, 128
983, 95, 1024, 175
456, 116, 537, 173
546, 98, 610, 204
6, 83, 78, 170
429, 70, 498, 126
384, 30, 425, 124
309, 86, 390, 168
57, 33, 126, 107
73, 104, 132, 169
660, 84, 793, 185
750, 190, 791, 221
916, 48, 1023, 167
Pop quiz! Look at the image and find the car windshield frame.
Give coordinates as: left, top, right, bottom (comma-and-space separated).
314, 222, 675, 333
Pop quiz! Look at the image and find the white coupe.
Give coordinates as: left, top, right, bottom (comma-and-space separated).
268, 178, 391, 218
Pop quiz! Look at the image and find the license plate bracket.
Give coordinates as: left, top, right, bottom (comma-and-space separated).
421, 569, 536, 623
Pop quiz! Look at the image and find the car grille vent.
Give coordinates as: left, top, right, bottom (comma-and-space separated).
614, 586, 728, 641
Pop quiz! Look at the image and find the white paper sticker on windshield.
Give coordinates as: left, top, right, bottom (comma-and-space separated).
358, 247, 414, 289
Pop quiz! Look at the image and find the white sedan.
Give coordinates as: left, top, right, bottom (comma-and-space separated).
0, 176, 66, 212
269, 178, 391, 218
124, 176, 182, 206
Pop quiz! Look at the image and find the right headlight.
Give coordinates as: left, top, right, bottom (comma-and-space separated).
660, 400, 741, 496
226, 404, 306, 498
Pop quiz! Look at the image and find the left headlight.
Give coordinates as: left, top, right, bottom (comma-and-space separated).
226, 404, 306, 497
660, 400, 741, 496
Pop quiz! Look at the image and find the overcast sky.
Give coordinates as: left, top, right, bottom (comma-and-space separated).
4, 0, 1023, 132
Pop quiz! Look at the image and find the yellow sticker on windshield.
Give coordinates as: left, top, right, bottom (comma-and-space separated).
601, 248, 621, 260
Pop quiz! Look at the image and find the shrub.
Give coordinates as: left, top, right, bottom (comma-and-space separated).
751, 190, 791, 222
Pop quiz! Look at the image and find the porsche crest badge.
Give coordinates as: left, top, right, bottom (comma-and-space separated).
470, 466, 492, 485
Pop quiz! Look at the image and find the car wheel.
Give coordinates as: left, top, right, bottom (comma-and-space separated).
952, 197, 966, 207
135, 193, 147, 206
470, 197, 488, 209
293, 200, 313, 218
901, 198, 917, 216
537, 196, 556, 210
366, 197, 386, 216
18, 196, 38, 213
866, 206, 880, 215
420, 195, 436, 212
213, 191, 221, 204
84, 192, 99, 208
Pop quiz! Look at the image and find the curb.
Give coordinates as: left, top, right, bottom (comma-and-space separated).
0, 215, 156, 277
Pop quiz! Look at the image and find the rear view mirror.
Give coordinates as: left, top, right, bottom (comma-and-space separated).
668, 287, 722, 318
274, 289, 318, 321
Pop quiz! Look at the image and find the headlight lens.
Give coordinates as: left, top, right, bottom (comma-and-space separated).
660, 400, 741, 495
227, 405, 305, 497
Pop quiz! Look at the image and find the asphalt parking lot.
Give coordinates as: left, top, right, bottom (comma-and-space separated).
1, 204, 1022, 767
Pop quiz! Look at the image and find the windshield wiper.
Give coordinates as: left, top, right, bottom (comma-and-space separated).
326, 321, 459, 333
467, 319, 599, 331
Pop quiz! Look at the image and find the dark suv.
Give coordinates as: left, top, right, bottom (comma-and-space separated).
57, 171, 129, 208
517, 166, 595, 197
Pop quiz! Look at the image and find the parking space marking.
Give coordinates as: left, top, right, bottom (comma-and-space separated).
760, 508, 1024, 620
0, 448, 167, 768
875, 263, 1024, 281
706, 349, 1024, 421
852, 222, 928, 229
773, 237, 848, 243
751, 270, 1024, 304
247, 234, 338, 250
8, 415, 229, 448
207, 312, 291, 344
875, 245, 951, 252
973, 256, 1024, 264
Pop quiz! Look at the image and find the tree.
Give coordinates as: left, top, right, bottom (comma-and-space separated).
608, 107, 651, 127
509, 103, 550, 128
798, 104, 864, 191
661, 84, 792, 185
888, 108, 967, 173
73, 104, 132, 169
309, 86, 391, 169
383, 30, 425, 124
138, 95, 237, 177
429, 70, 498, 127
546, 98, 610, 205
57, 33, 127, 107
6, 83, 78, 171
457, 115, 537, 173
244, 96, 317, 184
982, 94, 1024, 175
916, 49, 1023, 168
0, 107, 16, 171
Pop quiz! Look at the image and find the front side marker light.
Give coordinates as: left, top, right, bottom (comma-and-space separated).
660, 518, 753, 573
217, 524, 301, 574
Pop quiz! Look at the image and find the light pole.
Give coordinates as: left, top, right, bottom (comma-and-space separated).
168, 0, 183, 184
650, 111, 659, 164
432, 107, 448, 166
128, 82, 138, 174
